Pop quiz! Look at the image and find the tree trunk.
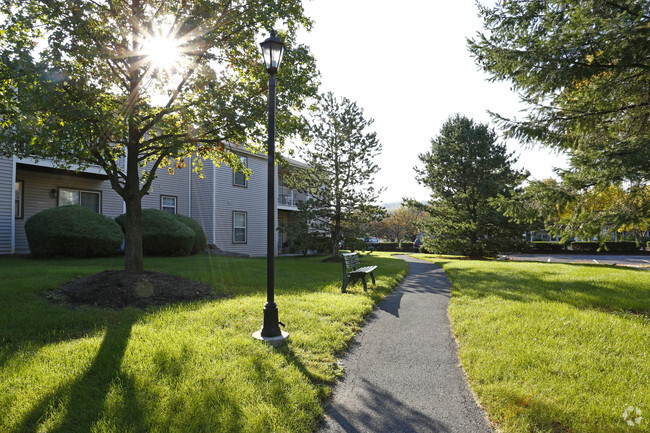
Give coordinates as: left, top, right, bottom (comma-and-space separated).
332, 215, 342, 259
123, 135, 143, 273
123, 191, 144, 273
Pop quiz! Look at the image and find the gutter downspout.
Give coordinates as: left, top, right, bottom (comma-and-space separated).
10, 156, 16, 254
188, 156, 192, 218
122, 150, 127, 214
212, 162, 216, 245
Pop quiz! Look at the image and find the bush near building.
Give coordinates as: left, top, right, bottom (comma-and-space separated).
172, 214, 208, 254
116, 209, 194, 256
25, 205, 122, 258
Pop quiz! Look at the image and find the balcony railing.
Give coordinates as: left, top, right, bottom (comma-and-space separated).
278, 185, 306, 208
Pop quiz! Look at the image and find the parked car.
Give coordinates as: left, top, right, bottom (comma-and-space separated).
362, 237, 379, 250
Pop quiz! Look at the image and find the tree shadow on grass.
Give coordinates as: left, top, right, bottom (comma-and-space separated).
10, 311, 145, 433
484, 388, 629, 433
439, 261, 650, 316
0, 303, 122, 383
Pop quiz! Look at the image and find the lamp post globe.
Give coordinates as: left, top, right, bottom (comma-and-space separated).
260, 30, 285, 75
253, 30, 288, 347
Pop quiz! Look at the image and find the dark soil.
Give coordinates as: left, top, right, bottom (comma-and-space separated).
48, 270, 219, 309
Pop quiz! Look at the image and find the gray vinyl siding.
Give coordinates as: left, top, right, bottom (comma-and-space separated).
184, 154, 276, 257
0, 158, 13, 254
2, 153, 293, 257
213, 154, 269, 257
13, 169, 123, 253
190, 163, 216, 245
141, 158, 191, 215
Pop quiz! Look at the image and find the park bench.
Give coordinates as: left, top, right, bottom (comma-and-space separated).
341, 252, 377, 293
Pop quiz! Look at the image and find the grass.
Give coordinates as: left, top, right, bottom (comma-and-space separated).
417, 255, 650, 433
0, 252, 407, 433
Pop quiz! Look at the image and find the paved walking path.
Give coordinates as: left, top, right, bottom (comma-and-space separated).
320, 255, 494, 433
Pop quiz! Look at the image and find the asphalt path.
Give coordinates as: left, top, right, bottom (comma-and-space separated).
320, 255, 493, 433
505, 253, 650, 268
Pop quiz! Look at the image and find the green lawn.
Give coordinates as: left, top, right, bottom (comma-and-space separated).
418, 255, 650, 433
0, 252, 407, 433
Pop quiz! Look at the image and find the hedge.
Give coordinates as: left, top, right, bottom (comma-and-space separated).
116, 209, 194, 256
25, 205, 122, 258
374, 242, 415, 252
531, 241, 567, 252
571, 241, 640, 253
172, 214, 207, 254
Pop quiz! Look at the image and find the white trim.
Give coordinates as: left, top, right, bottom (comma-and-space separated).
15, 156, 106, 175
188, 157, 192, 218
160, 195, 177, 214
212, 162, 216, 245
11, 156, 16, 254
233, 211, 247, 243
122, 150, 127, 214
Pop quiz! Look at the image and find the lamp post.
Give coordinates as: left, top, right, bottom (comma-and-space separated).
253, 30, 288, 347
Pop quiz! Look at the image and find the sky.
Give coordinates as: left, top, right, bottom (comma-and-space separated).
292, 0, 569, 205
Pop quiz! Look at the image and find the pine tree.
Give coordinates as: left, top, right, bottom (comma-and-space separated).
415, 115, 527, 257
469, 0, 650, 236
287, 92, 384, 258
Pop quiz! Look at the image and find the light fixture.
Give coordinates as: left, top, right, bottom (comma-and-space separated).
259, 30, 285, 75
253, 30, 288, 347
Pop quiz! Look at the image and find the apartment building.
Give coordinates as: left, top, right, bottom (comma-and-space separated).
0, 153, 307, 257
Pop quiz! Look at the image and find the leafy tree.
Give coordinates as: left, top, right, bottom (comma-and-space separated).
414, 115, 528, 257
287, 92, 384, 259
371, 206, 426, 243
0, 0, 318, 272
501, 179, 650, 245
469, 0, 649, 232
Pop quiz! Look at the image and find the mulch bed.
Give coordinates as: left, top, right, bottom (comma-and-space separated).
48, 270, 219, 309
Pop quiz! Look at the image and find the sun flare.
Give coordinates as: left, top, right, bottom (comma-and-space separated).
139, 19, 190, 80
142, 33, 184, 74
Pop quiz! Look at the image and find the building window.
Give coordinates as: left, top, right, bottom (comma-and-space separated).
15, 180, 23, 219
233, 211, 247, 243
59, 188, 101, 213
161, 195, 177, 214
233, 155, 248, 187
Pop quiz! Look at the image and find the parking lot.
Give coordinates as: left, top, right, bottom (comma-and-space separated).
504, 253, 650, 269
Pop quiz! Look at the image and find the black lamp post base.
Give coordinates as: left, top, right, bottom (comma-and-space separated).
253, 302, 288, 347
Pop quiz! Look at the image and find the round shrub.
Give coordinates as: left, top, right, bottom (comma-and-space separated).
172, 214, 207, 254
116, 209, 194, 256
25, 205, 122, 258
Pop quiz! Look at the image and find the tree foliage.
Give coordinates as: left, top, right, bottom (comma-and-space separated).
469, 0, 650, 179
414, 115, 528, 257
286, 92, 384, 258
502, 179, 650, 244
469, 0, 650, 236
0, 0, 318, 271
371, 206, 426, 243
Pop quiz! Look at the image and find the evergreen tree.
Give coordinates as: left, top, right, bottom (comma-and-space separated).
469, 0, 650, 234
415, 115, 527, 257
287, 92, 384, 259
